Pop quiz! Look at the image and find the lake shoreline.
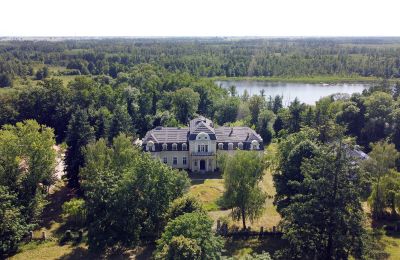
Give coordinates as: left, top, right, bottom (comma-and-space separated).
210, 76, 389, 84
215, 80, 369, 105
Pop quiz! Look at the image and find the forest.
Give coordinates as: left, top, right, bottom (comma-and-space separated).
0, 37, 400, 259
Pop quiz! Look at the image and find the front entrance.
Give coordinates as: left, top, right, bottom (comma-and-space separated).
200, 160, 206, 171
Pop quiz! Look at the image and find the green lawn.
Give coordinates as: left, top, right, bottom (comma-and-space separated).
189, 178, 224, 211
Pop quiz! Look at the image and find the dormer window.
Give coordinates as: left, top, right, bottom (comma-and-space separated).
228, 143, 234, 150
251, 140, 259, 150
162, 143, 168, 151
147, 141, 155, 152
218, 143, 223, 150
182, 143, 187, 151
172, 143, 177, 151
238, 142, 243, 150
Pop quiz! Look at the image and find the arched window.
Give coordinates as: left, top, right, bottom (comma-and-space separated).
162, 143, 168, 151
228, 143, 234, 150
238, 142, 243, 150
172, 143, 177, 151
218, 143, 224, 150
182, 143, 187, 151
251, 140, 259, 150
147, 141, 155, 152
196, 132, 209, 140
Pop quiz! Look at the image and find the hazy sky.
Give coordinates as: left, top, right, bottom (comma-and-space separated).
1, 0, 400, 37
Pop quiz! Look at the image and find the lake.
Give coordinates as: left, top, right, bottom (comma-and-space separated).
216, 80, 370, 105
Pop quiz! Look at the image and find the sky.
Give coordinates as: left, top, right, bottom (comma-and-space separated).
1, 0, 400, 37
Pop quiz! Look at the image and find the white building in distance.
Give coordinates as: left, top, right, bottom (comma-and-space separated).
142, 116, 263, 172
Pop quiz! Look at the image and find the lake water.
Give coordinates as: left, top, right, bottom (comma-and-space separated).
216, 80, 369, 105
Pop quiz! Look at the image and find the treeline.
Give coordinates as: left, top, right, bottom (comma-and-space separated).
3, 38, 400, 87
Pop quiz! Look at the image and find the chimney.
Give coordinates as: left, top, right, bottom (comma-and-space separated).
229, 127, 233, 136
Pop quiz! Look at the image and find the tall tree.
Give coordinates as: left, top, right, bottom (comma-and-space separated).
0, 185, 29, 256
279, 143, 366, 260
256, 109, 275, 145
0, 120, 56, 222
273, 129, 319, 214
222, 150, 266, 229
362, 141, 400, 219
288, 98, 305, 133
108, 105, 134, 142
65, 108, 95, 189
172, 88, 200, 124
248, 95, 265, 126
81, 135, 190, 252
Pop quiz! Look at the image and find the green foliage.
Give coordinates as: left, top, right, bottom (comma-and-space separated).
248, 95, 265, 126
166, 195, 205, 221
362, 141, 400, 219
274, 137, 319, 215
225, 251, 272, 260
35, 67, 49, 80
362, 91, 394, 144
0, 120, 56, 222
65, 108, 95, 189
62, 198, 86, 226
172, 87, 200, 124
215, 97, 240, 125
279, 143, 366, 259
155, 212, 223, 260
256, 109, 275, 145
155, 235, 201, 260
0, 73, 12, 87
222, 150, 266, 229
0, 185, 29, 256
80, 135, 190, 252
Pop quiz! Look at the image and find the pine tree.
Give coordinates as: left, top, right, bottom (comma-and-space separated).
65, 108, 95, 189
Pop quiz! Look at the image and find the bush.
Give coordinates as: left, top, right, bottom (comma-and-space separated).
166, 195, 205, 221
155, 212, 223, 260
62, 198, 86, 227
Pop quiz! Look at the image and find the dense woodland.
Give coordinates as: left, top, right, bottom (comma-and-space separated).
1, 38, 400, 259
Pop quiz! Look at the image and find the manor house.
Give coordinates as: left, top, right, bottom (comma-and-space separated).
142, 116, 263, 172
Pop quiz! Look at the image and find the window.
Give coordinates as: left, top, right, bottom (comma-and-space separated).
172, 143, 177, 151
251, 140, 259, 150
238, 142, 243, 150
173, 157, 177, 165
198, 144, 209, 152
194, 160, 198, 166
146, 141, 155, 152
163, 157, 168, 164
183, 157, 187, 165
218, 143, 223, 150
162, 143, 167, 151
228, 143, 234, 150
182, 143, 187, 150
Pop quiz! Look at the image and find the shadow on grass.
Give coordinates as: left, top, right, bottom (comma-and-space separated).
41, 180, 74, 230
191, 179, 205, 185
56, 247, 92, 260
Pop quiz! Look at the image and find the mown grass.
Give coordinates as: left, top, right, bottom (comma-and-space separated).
211, 75, 389, 84
189, 179, 224, 211
11, 241, 89, 260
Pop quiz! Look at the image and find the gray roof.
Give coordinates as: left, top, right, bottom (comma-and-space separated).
215, 127, 263, 143
142, 117, 263, 144
143, 127, 189, 144
189, 116, 215, 135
